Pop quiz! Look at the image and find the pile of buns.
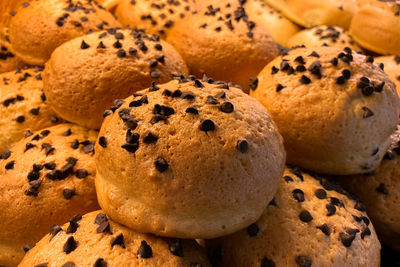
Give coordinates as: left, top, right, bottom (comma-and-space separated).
0, 0, 399, 266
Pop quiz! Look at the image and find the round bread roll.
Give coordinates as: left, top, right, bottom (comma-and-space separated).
244, 0, 301, 46
8, 0, 121, 66
0, 67, 62, 153
95, 76, 286, 239
166, 0, 278, 92
43, 28, 188, 130
350, 1, 400, 55
208, 167, 381, 267
19, 210, 211, 267
339, 125, 400, 250
264, 0, 358, 30
115, 0, 195, 38
287, 25, 360, 50
375, 55, 400, 95
0, 124, 99, 266
0, 27, 26, 74
250, 46, 399, 175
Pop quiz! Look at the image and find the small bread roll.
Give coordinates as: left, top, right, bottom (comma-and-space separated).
115, 0, 195, 38
264, 0, 358, 29
250, 46, 399, 175
19, 211, 211, 267
244, 0, 301, 46
8, 0, 121, 65
208, 167, 381, 267
166, 0, 278, 92
375, 56, 400, 95
339, 125, 400, 250
43, 29, 188, 129
288, 25, 360, 50
0, 124, 99, 266
95, 77, 286, 239
350, 1, 400, 55
0, 67, 62, 153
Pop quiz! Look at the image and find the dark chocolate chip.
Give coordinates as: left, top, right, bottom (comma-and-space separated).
200, 119, 215, 132
314, 189, 327, 199
292, 189, 305, 202
299, 210, 313, 222
63, 236, 78, 254
247, 223, 259, 237
63, 188, 76, 200
220, 102, 234, 113
169, 240, 184, 257
317, 224, 330, 236
154, 157, 169, 172
137, 240, 152, 258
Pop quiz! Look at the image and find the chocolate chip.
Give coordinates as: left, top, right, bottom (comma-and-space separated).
81, 40, 90, 49
150, 70, 160, 78
99, 136, 107, 148
276, 84, 285, 92
309, 51, 320, 58
200, 119, 215, 132
374, 82, 385, 92
23, 243, 35, 253
97, 220, 110, 234
110, 233, 125, 248
342, 69, 351, 79
63, 236, 78, 254
220, 102, 234, 113
284, 176, 294, 182
137, 240, 152, 258
5, 160, 14, 170
237, 140, 248, 153
155, 158, 169, 172
376, 183, 388, 195
336, 76, 346, 85
143, 132, 158, 143
30, 108, 40, 115
117, 49, 126, 58
362, 107, 374, 118
299, 210, 313, 222
261, 257, 275, 267
93, 258, 107, 267
97, 41, 106, 49
247, 223, 259, 237
317, 224, 330, 236
326, 203, 336, 216
194, 80, 204, 88
299, 75, 311, 84
34, 263, 48, 267
63, 188, 76, 200
295, 256, 312, 267
314, 189, 327, 199
361, 227, 371, 239
340, 228, 359, 247
169, 240, 184, 257
249, 77, 258, 90
49, 225, 62, 241
83, 142, 95, 154
207, 96, 219, 105
292, 189, 305, 202
62, 262, 75, 267
71, 139, 80, 149
16, 115, 25, 123
25, 179, 42, 196
354, 201, 367, 212
172, 90, 182, 97
271, 67, 279, 75
186, 107, 198, 114
66, 220, 79, 234
182, 92, 196, 100
383, 152, 395, 160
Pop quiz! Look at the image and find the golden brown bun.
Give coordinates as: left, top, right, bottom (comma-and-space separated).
350, 1, 400, 55
43, 29, 188, 130
244, 0, 301, 46
0, 67, 62, 153
375, 55, 400, 95
166, 0, 278, 92
19, 210, 211, 267
287, 25, 360, 50
0, 124, 99, 266
264, 0, 358, 30
0, 26, 26, 74
115, 0, 196, 38
339, 125, 400, 250
8, 0, 121, 66
95, 77, 286, 239
208, 167, 381, 267
250, 46, 399, 175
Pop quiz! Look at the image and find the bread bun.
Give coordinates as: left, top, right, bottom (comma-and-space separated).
250, 46, 399, 175
95, 77, 285, 239
339, 125, 400, 250
287, 25, 360, 50
264, 0, 358, 29
8, 0, 121, 65
0, 124, 99, 266
115, 0, 195, 38
244, 0, 300, 46
43, 29, 188, 129
166, 0, 278, 92
0, 67, 62, 153
19, 210, 211, 267
208, 167, 381, 267
350, 1, 400, 55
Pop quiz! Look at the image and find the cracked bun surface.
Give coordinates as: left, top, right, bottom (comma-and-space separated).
250, 46, 399, 175
95, 76, 286, 239
0, 124, 99, 266
208, 167, 381, 267
19, 210, 211, 267
43, 28, 188, 130
166, 0, 278, 92
8, 0, 121, 65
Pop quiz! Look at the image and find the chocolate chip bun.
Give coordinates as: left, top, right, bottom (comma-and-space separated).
95, 76, 286, 239
244, 0, 300, 46
375, 56, 400, 95
166, 0, 278, 92
19, 210, 211, 267
350, 1, 400, 55
0, 124, 99, 266
264, 0, 358, 30
287, 25, 360, 50
8, 0, 121, 66
0, 27, 25, 74
250, 46, 399, 175
43, 29, 188, 130
115, 0, 195, 38
0, 67, 61, 153
339, 125, 400, 250
208, 167, 380, 267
